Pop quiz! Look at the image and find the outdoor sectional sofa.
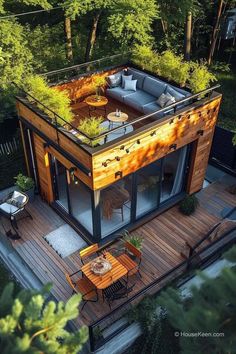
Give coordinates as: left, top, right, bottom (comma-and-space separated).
106, 67, 191, 119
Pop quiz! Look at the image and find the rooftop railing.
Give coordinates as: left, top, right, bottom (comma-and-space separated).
17, 54, 221, 153
88, 223, 236, 352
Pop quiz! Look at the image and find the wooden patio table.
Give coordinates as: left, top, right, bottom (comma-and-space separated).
81, 252, 127, 290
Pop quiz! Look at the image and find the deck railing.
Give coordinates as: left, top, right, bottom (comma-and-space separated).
16, 53, 221, 152
88, 224, 236, 352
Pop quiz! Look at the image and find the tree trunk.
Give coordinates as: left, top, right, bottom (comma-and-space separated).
161, 18, 168, 36
207, 0, 224, 65
85, 10, 102, 62
184, 11, 192, 61
64, 17, 73, 63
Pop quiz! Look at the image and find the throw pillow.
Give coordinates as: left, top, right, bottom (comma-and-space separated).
157, 92, 175, 108
107, 72, 122, 88
123, 79, 137, 91
6, 198, 21, 208
122, 74, 133, 88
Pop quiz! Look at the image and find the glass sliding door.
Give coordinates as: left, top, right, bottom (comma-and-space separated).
53, 158, 69, 212
67, 177, 93, 234
136, 160, 161, 217
100, 176, 132, 238
161, 146, 188, 203
52, 156, 93, 236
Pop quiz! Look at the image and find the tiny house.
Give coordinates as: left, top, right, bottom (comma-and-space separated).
16, 59, 222, 244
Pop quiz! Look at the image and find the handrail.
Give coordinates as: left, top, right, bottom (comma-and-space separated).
88, 225, 236, 351
16, 53, 221, 148
41, 53, 129, 77
88, 83, 221, 141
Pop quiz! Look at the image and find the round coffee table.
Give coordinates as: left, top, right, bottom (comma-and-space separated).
107, 111, 129, 130
85, 95, 108, 117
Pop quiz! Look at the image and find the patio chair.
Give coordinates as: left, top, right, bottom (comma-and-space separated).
103, 279, 135, 309
79, 243, 99, 265
65, 270, 98, 310
116, 241, 142, 279
0, 191, 32, 234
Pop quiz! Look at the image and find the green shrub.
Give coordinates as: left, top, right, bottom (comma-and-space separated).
132, 45, 159, 72
23, 75, 73, 125
78, 116, 107, 147
188, 62, 217, 94
14, 173, 34, 192
179, 194, 198, 216
131, 46, 216, 92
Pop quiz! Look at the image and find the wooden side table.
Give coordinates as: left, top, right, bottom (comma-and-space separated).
107, 112, 129, 130
84, 95, 108, 117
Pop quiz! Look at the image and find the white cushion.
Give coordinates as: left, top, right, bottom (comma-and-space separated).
0, 203, 19, 214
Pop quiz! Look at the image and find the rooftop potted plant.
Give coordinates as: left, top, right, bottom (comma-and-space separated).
92, 76, 106, 101
14, 173, 35, 201
78, 116, 107, 147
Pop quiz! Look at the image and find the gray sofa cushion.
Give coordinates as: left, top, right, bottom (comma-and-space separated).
143, 76, 167, 98
122, 74, 132, 88
124, 90, 156, 111
166, 86, 185, 101
142, 101, 174, 119
127, 68, 147, 89
107, 71, 123, 88
106, 86, 134, 102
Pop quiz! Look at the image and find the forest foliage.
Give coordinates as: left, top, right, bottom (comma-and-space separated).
0, 0, 235, 125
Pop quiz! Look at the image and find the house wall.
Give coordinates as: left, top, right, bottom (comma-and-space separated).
17, 91, 221, 199
92, 94, 221, 192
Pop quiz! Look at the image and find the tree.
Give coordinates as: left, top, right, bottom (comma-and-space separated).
64, 0, 113, 62
158, 245, 236, 353
108, 0, 158, 48
0, 283, 88, 354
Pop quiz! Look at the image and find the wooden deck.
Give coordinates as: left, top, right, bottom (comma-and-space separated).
71, 96, 154, 131
1, 176, 236, 328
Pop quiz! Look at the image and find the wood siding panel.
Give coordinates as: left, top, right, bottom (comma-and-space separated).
54, 67, 123, 102
16, 101, 93, 189
92, 95, 221, 190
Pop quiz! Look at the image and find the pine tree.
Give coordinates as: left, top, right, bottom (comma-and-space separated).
0, 283, 88, 354
158, 245, 236, 354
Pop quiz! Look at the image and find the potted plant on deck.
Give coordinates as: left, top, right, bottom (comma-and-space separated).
123, 230, 144, 251
78, 116, 107, 147
14, 173, 35, 201
92, 76, 106, 101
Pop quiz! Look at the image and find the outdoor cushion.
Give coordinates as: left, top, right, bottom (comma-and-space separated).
157, 92, 175, 108
127, 68, 147, 89
123, 90, 156, 111
142, 101, 174, 119
143, 76, 167, 98
124, 79, 137, 91
106, 86, 135, 102
107, 71, 123, 88
166, 86, 186, 101
122, 74, 133, 88
0, 202, 19, 214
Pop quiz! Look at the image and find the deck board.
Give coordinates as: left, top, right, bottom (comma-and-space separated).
0, 178, 236, 328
